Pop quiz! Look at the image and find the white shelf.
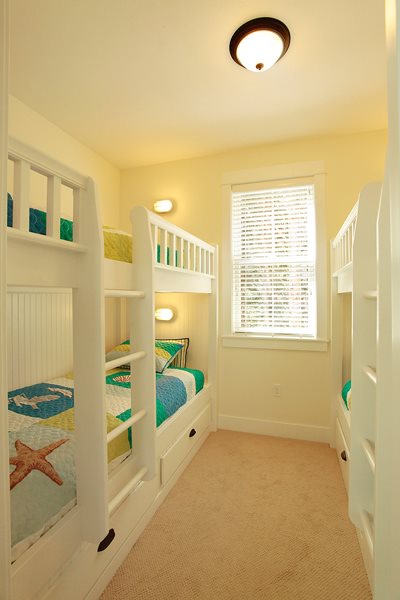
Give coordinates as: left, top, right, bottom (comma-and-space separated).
104, 289, 145, 298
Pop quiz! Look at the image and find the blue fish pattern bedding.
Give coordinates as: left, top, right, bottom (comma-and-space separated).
8, 367, 204, 562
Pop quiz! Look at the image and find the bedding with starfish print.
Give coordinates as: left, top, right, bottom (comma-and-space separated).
8, 379, 131, 563
8, 367, 204, 562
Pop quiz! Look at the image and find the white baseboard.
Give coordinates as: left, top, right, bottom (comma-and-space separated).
218, 414, 330, 443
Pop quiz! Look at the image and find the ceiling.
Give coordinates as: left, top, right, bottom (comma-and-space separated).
9, 0, 387, 169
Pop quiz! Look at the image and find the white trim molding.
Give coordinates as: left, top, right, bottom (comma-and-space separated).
221, 160, 326, 186
222, 335, 328, 352
218, 414, 331, 443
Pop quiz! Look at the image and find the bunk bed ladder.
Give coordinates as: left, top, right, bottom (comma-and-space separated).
72, 178, 110, 545
129, 207, 157, 481
106, 208, 157, 515
104, 290, 153, 515
349, 181, 381, 587
373, 3, 400, 591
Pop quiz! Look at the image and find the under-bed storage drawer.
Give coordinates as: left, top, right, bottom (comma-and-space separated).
160, 404, 211, 486
335, 418, 350, 493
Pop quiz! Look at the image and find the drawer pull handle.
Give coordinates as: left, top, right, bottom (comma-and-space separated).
97, 528, 115, 552
340, 450, 347, 462
189, 428, 197, 438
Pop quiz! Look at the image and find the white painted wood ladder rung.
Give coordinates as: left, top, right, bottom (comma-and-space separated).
104, 289, 145, 299
363, 365, 377, 385
361, 439, 376, 474
360, 510, 374, 558
106, 350, 146, 371
364, 290, 378, 300
106, 409, 147, 444
108, 466, 148, 515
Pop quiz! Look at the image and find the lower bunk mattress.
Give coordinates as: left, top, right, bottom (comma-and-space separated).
8, 366, 204, 562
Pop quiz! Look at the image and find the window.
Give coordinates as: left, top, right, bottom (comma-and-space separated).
232, 180, 316, 337
222, 161, 327, 351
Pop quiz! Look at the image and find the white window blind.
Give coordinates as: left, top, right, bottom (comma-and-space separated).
232, 182, 316, 337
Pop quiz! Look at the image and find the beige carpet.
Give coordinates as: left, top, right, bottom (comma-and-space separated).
101, 431, 371, 600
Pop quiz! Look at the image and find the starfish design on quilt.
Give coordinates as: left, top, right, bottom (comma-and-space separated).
9, 438, 69, 490
113, 374, 130, 383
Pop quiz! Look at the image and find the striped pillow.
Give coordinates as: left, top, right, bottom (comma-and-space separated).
156, 338, 189, 368
155, 340, 184, 374
105, 339, 186, 373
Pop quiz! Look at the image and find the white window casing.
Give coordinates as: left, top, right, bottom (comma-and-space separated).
222, 161, 328, 351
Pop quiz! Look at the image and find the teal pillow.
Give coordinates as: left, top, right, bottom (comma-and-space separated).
106, 340, 130, 368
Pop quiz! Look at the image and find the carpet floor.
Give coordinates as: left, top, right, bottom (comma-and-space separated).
101, 430, 371, 600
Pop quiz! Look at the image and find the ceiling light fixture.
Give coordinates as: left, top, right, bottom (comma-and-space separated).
153, 199, 174, 214
229, 17, 290, 73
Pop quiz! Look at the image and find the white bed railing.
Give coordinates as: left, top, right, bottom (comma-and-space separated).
149, 211, 216, 277
8, 138, 86, 247
332, 202, 358, 274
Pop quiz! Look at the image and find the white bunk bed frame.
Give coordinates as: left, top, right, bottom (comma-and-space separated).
1, 138, 218, 600
331, 181, 381, 591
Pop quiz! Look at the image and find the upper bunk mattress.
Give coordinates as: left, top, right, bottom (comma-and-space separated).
7, 194, 132, 263
7, 195, 179, 265
8, 366, 204, 562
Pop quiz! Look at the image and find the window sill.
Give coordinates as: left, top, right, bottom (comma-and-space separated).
222, 335, 329, 352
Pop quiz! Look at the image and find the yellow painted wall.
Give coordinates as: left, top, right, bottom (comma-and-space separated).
121, 130, 387, 431
8, 96, 121, 227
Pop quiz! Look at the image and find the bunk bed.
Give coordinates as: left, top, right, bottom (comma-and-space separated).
3, 138, 218, 600
330, 181, 381, 589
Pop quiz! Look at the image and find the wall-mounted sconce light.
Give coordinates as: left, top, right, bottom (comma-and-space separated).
155, 308, 174, 321
153, 199, 174, 214
229, 17, 290, 72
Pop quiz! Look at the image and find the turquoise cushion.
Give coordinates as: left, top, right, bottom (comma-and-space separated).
341, 380, 351, 409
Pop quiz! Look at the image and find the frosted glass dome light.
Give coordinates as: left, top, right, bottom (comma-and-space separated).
155, 308, 174, 321
153, 199, 174, 214
230, 18, 290, 72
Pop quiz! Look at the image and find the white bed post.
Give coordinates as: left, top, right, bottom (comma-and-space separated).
330, 242, 343, 448
209, 246, 218, 431
130, 207, 156, 480
374, 1, 400, 596
349, 182, 381, 586
0, 1, 11, 598
72, 178, 109, 544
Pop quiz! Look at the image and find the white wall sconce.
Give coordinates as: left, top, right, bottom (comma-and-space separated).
153, 199, 174, 214
155, 308, 175, 321
229, 17, 291, 72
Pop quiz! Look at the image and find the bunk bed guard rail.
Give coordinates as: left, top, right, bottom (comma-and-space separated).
332, 202, 358, 275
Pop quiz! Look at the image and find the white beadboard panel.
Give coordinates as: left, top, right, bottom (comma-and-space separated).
7, 287, 73, 390
105, 297, 128, 352
155, 292, 209, 376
